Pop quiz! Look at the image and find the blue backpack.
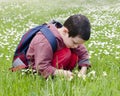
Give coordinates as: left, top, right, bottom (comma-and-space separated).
10, 21, 62, 72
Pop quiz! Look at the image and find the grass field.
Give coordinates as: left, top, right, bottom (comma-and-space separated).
0, 0, 120, 96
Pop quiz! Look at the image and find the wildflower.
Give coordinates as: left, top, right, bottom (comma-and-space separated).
68, 76, 73, 81
82, 75, 86, 80
74, 70, 79, 74
78, 72, 86, 80
102, 71, 107, 77
87, 70, 96, 79
22, 72, 25, 75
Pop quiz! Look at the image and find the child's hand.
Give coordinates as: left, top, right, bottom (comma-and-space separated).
78, 66, 87, 80
62, 70, 74, 80
54, 69, 74, 80
78, 72, 86, 79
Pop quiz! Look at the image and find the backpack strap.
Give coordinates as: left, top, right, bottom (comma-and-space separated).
40, 25, 57, 52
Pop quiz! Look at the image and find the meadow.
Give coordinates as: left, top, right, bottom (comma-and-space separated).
0, 0, 120, 96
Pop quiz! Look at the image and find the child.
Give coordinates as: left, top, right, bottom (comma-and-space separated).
26, 14, 91, 79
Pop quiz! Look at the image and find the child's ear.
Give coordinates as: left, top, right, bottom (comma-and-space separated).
63, 27, 69, 33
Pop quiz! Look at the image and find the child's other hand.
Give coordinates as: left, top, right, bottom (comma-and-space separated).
54, 69, 74, 80
62, 70, 74, 80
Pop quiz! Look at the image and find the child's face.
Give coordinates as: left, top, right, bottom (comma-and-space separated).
63, 33, 85, 48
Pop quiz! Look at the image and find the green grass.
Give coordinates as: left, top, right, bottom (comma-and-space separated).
0, 0, 120, 96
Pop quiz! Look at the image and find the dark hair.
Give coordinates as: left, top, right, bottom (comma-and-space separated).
63, 14, 91, 40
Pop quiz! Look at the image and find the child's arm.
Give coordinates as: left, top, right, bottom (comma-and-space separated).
72, 44, 91, 77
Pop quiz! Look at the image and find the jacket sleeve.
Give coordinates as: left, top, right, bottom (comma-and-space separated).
72, 44, 91, 68
27, 32, 56, 78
